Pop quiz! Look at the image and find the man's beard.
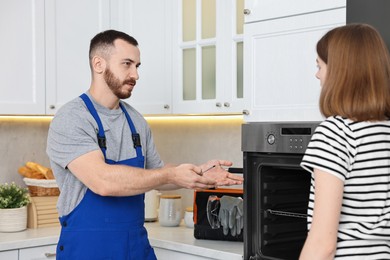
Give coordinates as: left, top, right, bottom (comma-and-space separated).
103, 67, 135, 99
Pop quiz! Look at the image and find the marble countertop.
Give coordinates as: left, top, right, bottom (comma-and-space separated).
0, 226, 60, 251
145, 221, 243, 260
0, 222, 243, 259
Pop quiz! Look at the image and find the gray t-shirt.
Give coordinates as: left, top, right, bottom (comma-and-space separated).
46, 92, 164, 216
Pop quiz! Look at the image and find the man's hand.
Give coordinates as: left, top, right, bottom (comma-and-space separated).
165, 164, 217, 190
200, 160, 244, 187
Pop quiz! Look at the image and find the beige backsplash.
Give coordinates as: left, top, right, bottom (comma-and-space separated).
0, 115, 243, 213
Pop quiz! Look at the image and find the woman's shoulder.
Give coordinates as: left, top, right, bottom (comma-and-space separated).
324, 115, 390, 131
317, 116, 353, 134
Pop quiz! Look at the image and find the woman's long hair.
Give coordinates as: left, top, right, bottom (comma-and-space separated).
317, 23, 390, 121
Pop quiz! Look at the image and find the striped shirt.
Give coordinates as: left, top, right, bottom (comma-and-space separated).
301, 116, 390, 259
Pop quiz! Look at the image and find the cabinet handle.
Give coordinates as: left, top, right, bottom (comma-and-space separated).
163, 104, 170, 109
44, 252, 56, 258
223, 102, 230, 108
242, 109, 250, 115
243, 9, 251, 15
215, 102, 222, 108
49, 105, 55, 109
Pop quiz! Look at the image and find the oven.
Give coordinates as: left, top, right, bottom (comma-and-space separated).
242, 122, 319, 260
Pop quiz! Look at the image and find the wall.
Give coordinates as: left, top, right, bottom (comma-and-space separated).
0, 116, 243, 212
147, 116, 243, 210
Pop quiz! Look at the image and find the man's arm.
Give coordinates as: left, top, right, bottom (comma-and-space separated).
67, 150, 217, 196
156, 160, 244, 191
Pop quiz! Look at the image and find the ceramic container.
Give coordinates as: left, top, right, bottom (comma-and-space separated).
145, 190, 159, 222
159, 195, 182, 227
184, 207, 194, 228
0, 206, 27, 232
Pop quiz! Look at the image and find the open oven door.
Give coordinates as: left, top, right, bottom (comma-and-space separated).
244, 153, 311, 260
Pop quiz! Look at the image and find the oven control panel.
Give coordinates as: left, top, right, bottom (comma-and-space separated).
242, 122, 320, 154
266, 128, 311, 153
287, 137, 305, 151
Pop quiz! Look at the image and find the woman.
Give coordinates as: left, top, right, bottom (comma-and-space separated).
299, 24, 390, 259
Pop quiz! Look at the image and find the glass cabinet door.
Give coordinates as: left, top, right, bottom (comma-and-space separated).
182, 0, 216, 101
176, 0, 244, 114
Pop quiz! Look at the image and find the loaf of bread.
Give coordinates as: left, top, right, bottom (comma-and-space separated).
18, 166, 46, 179
18, 162, 55, 180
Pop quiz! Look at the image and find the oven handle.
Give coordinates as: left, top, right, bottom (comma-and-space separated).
228, 167, 243, 174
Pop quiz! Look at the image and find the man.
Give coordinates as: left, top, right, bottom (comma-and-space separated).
46, 29, 243, 259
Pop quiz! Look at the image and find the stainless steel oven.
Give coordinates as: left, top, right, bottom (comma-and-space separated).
242, 122, 319, 260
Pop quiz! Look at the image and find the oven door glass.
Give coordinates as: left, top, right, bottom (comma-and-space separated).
244, 153, 311, 260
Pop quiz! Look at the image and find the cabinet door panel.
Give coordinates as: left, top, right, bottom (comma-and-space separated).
244, 8, 346, 122
0, 0, 45, 115
19, 244, 57, 260
173, 0, 244, 114
0, 250, 18, 260
121, 0, 173, 115
45, 0, 111, 114
245, 0, 346, 23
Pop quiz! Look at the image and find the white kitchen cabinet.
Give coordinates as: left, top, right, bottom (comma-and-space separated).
44, 0, 113, 115
0, 245, 56, 260
19, 244, 56, 260
0, 0, 46, 115
0, 0, 113, 115
171, 0, 245, 115
1, 0, 246, 116
0, 249, 18, 260
45, 0, 173, 116
119, 0, 173, 115
243, 6, 346, 122
244, 0, 345, 23
0, 0, 174, 116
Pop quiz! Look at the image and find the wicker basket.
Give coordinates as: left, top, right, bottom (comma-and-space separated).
23, 178, 60, 197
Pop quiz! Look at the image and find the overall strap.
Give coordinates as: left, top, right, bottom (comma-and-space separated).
79, 94, 107, 158
119, 102, 143, 159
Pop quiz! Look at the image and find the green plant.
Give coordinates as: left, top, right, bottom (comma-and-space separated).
0, 182, 30, 209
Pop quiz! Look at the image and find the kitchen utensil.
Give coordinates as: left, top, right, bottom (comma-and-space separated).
199, 165, 216, 176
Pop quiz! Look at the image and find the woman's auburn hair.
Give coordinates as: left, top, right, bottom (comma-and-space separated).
317, 23, 390, 121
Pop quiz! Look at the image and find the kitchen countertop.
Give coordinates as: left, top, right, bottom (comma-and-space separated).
0, 222, 243, 259
0, 226, 60, 251
145, 221, 243, 259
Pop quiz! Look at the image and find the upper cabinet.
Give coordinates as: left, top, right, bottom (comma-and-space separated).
0, 0, 46, 115
1, 0, 242, 116
45, 0, 112, 115
45, 0, 172, 115
244, 0, 346, 23
0, 0, 116, 115
171, 0, 245, 114
1, 0, 348, 118
243, 0, 346, 122
121, 1, 173, 115
0, 0, 173, 116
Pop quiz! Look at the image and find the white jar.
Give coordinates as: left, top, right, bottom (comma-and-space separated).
184, 207, 194, 228
159, 195, 182, 227
144, 190, 159, 222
